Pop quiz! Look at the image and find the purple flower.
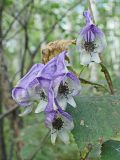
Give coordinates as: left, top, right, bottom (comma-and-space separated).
12, 50, 81, 116
45, 97, 74, 144
53, 72, 81, 110
76, 11, 107, 65
12, 64, 49, 116
40, 50, 68, 80
40, 51, 81, 110
12, 51, 69, 115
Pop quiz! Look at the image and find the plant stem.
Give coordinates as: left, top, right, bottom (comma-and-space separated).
88, 0, 95, 23
67, 66, 109, 93
100, 63, 114, 95
88, 0, 114, 95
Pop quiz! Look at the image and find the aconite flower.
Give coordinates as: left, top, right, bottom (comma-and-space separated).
45, 96, 74, 144
41, 51, 81, 109
54, 72, 81, 109
76, 11, 107, 65
12, 51, 69, 115
12, 64, 49, 116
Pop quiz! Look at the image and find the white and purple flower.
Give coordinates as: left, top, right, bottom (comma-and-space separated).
40, 51, 81, 109
76, 11, 107, 65
45, 91, 74, 144
12, 50, 80, 144
54, 72, 81, 109
12, 63, 50, 116
12, 51, 76, 115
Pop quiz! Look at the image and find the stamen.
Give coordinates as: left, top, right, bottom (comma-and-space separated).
84, 41, 96, 52
36, 89, 47, 100
58, 82, 70, 98
40, 91, 45, 98
52, 117, 64, 130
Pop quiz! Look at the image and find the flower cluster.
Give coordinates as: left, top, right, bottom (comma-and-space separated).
12, 51, 81, 144
12, 10, 106, 144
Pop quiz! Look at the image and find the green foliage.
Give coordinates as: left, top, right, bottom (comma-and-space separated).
67, 94, 120, 158
101, 140, 120, 160
20, 118, 79, 160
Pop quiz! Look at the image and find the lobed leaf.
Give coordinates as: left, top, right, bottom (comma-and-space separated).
67, 95, 120, 150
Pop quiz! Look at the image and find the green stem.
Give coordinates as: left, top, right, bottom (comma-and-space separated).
79, 77, 110, 93
67, 66, 109, 93
88, 0, 114, 95
100, 63, 114, 95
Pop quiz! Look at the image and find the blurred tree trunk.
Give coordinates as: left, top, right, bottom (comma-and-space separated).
0, 1, 22, 160
0, 1, 7, 160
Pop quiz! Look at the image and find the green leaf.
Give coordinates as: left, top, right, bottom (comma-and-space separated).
101, 140, 120, 160
20, 115, 79, 160
67, 95, 120, 150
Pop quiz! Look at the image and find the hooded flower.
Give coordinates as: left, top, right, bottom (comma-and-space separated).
76, 11, 107, 65
39, 51, 81, 110
12, 63, 49, 116
54, 72, 81, 109
40, 50, 68, 80
45, 94, 74, 144
12, 51, 69, 115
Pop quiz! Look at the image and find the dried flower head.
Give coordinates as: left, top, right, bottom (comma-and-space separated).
42, 39, 76, 64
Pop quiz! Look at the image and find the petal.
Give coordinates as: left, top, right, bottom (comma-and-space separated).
55, 51, 68, 76
80, 51, 91, 65
35, 100, 47, 113
93, 33, 107, 53
41, 51, 67, 80
57, 97, 67, 110
67, 97, 76, 108
58, 130, 69, 144
83, 11, 93, 25
16, 64, 44, 89
53, 75, 65, 96
45, 111, 57, 128
12, 87, 31, 106
51, 130, 57, 144
54, 98, 73, 121
19, 106, 33, 116
63, 118, 74, 131
45, 89, 56, 112
91, 52, 101, 63
28, 79, 43, 100
37, 77, 51, 94
66, 72, 81, 96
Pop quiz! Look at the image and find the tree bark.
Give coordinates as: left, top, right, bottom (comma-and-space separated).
0, 1, 23, 159
0, 1, 7, 159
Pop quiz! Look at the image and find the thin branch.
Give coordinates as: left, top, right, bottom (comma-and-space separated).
5, 27, 22, 42
67, 66, 109, 93
29, 0, 82, 64
0, 105, 18, 120
3, 0, 34, 39
20, 27, 29, 77
79, 77, 110, 93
